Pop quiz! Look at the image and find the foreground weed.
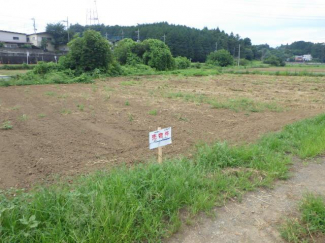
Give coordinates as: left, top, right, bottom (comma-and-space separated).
60, 109, 71, 115
10, 105, 21, 110
19, 114, 28, 121
165, 92, 282, 113
44, 91, 56, 97
77, 104, 85, 111
280, 193, 325, 242
91, 84, 98, 92
125, 100, 130, 106
128, 113, 134, 122
38, 113, 46, 118
148, 109, 158, 115
1, 121, 13, 130
120, 80, 141, 86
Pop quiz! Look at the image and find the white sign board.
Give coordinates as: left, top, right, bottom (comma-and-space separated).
149, 127, 172, 150
26, 52, 29, 57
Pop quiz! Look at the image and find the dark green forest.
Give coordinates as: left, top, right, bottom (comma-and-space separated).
59, 22, 325, 63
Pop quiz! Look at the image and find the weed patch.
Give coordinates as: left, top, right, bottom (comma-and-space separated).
280, 193, 325, 242
165, 92, 283, 113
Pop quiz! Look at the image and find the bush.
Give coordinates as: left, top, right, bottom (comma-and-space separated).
263, 55, 285, 66
142, 39, 175, 71
62, 30, 114, 73
239, 58, 250, 66
174, 56, 191, 69
206, 49, 234, 67
33, 62, 62, 75
0, 42, 4, 48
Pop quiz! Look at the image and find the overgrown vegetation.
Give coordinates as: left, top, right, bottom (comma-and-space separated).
165, 92, 283, 113
1, 113, 324, 242
206, 49, 234, 67
113, 38, 175, 71
280, 193, 325, 242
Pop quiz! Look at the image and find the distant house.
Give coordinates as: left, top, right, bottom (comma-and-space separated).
27, 32, 55, 51
0, 30, 68, 52
0, 30, 30, 48
303, 54, 312, 61
295, 54, 312, 62
295, 56, 304, 62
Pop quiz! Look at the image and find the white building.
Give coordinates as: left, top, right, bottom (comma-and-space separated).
0, 30, 29, 48
27, 32, 55, 51
0, 30, 67, 52
303, 54, 312, 62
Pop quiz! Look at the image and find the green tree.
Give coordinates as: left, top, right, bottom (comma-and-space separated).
62, 30, 114, 73
40, 38, 48, 50
142, 39, 175, 71
113, 38, 140, 65
46, 23, 68, 49
206, 49, 234, 67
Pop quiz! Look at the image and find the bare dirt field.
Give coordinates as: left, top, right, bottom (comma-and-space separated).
0, 74, 324, 189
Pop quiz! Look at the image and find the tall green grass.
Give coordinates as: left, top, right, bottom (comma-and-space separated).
0, 114, 324, 242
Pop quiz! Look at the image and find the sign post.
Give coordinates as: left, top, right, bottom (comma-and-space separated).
149, 127, 172, 163
26, 52, 29, 64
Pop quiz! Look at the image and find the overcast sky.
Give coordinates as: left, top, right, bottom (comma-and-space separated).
1, 0, 324, 47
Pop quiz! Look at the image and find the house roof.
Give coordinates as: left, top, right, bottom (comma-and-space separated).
27, 32, 51, 36
0, 30, 27, 35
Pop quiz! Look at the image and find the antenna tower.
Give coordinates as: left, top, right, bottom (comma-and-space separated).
31, 18, 37, 33
86, 0, 100, 25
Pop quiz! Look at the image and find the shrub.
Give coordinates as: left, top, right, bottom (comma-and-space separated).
263, 55, 285, 66
62, 30, 114, 73
174, 56, 191, 69
142, 39, 175, 71
239, 58, 250, 66
0, 42, 4, 48
33, 62, 62, 75
206, 49, 234, 67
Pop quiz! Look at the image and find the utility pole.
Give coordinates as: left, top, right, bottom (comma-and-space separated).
163, 34, 166, 44
121, 30, 124, 40
31, 18, 37, 33
215, 42, 218, 52
105, 32, 108, 40
62, 17, 70, 42
237, 44, 241, 66
136, 29, 140, 42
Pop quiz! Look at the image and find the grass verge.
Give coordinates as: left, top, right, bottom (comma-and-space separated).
280, 193, 325, 242
0, 114, 324, 242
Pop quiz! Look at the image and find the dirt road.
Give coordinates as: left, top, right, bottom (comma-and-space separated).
169, 158, 325, 243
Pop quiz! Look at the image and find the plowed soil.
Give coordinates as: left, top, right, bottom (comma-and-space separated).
0, 74, 324, 188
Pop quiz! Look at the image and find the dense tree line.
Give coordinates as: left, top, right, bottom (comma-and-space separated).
69, 22, 254, 62
48, 22, 325, 63
277, 41, 325, 62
